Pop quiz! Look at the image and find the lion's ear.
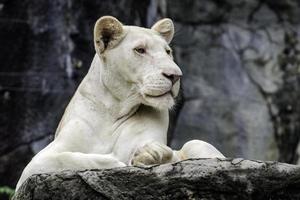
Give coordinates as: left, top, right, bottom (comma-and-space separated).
94, 16, 125, 54
151, 18, 174, 44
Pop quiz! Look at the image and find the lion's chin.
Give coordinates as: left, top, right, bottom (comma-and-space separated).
142, 92, 175, 110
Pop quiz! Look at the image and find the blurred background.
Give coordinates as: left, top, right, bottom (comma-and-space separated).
0, 0, 300, 194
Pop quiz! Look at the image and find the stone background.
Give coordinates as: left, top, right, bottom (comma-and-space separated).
0, 0, 299, 188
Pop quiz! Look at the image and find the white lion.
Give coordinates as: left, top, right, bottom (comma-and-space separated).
16, 16, 224, 190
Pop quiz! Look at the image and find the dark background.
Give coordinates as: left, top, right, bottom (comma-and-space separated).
0, 0, 300, 190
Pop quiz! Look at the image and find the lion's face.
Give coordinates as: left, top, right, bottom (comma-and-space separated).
94, 17, 182, 110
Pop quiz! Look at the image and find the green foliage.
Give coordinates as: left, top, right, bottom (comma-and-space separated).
0, 186, 15, 199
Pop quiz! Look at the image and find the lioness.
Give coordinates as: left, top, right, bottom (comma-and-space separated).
16, 16, 224, 190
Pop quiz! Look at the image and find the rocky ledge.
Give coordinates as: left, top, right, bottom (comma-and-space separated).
13, 158, 300, 200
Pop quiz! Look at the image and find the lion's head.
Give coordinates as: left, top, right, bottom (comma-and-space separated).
93, 16, 182, 110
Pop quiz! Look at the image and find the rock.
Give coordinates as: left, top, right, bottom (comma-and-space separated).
13, 159, 300, 200
168, 0, 300, 163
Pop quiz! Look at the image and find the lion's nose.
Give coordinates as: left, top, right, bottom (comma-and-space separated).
162, 72, 181, 85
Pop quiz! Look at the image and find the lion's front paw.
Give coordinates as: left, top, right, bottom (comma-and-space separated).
131, 141, 173, 166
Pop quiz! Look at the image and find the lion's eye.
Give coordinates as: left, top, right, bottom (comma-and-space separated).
134, 47, 146, 54
166, 49, 171, 55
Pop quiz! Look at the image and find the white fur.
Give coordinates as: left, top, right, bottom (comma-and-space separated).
16, 17, 224, 190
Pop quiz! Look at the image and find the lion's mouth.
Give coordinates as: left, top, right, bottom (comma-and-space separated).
145, 91, 172, 98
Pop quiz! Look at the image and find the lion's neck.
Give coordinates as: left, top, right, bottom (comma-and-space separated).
79, 55, 141, 120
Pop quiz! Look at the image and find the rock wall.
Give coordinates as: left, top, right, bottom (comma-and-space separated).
0, 0, 151, 188
0, 0, 300, 189
167, 0, 300, 164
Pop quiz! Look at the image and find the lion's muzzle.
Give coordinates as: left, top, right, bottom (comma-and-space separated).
141, 68, 181, 99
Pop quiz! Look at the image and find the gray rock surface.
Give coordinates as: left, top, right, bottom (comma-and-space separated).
13, 158, 300, 200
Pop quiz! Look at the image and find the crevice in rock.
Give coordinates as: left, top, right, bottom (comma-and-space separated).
272, 30, 300, 163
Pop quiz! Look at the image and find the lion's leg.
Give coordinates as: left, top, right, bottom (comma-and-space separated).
176, 140, 225, 160
16, 152, 125, 190
54, 152, 126, 169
